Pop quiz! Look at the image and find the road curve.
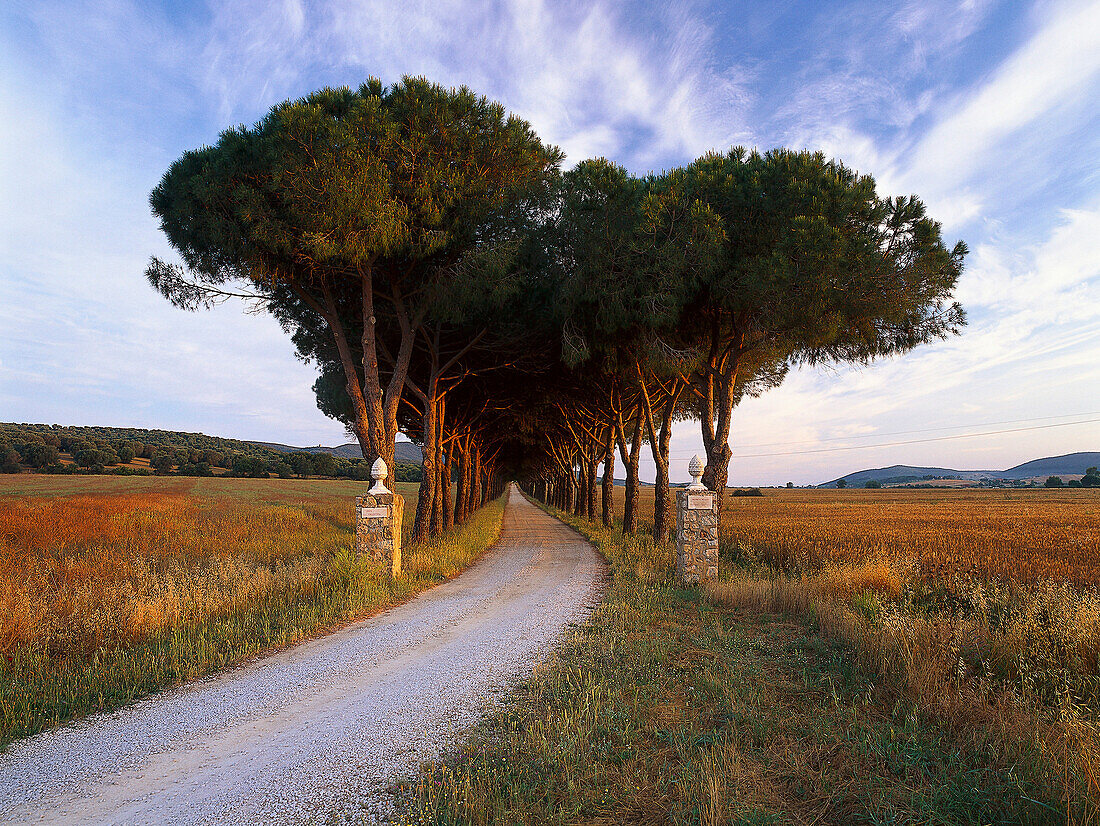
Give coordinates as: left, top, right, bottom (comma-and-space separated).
0, 486, 604, 825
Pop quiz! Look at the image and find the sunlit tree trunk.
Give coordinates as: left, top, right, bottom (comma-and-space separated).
619, 411, 643, 535
442, 435, 454, 531
430, 400, 445, 535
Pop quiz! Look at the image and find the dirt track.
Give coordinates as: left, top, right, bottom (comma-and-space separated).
0, 486, 604, 825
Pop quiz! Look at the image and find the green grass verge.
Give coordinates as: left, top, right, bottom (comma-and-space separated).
0, 492, 505, 750
398, 502, 1059, 825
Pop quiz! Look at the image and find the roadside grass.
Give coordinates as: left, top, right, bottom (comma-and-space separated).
401, 500, 1061, 825
0, 475, 503, 749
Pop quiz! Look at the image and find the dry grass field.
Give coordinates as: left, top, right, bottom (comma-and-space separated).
622, 486, 1100, 585
716, 487, 1100, 585
406, 487, 1100, 824
660, 486, 1100, 814
0, 475, 502, 748
619, 487, 1100, 708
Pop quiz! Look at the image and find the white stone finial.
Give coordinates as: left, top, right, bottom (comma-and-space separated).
369, 457, 390, 495
687, 455, 706, 490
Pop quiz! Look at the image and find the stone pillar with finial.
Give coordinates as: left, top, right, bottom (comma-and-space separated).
355, 458, 403, 578
675, 455, 718, 583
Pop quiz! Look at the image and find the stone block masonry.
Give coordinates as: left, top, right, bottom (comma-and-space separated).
676, 455, 718, 583
356, 492, 403, 578
675, 488, 718, 582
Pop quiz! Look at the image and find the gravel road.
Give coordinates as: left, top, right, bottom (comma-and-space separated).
0, 486, 604, 825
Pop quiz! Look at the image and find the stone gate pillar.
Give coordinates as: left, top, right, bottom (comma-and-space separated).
355, 458, 403, 578
675, 454, 718, 583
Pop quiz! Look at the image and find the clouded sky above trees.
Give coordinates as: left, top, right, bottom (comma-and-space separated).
1, 0, 1097, 484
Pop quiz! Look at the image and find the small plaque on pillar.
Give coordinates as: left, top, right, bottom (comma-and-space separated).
359, 507, 388, 518
687, 495, 711, 509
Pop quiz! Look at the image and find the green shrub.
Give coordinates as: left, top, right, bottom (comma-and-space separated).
231, 455, 268, 478
394, 462, 423, 482
1, 446, 21, 474
20, 443, 60, 468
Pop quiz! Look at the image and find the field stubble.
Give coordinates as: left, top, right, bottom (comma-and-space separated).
0, 475, 504, 748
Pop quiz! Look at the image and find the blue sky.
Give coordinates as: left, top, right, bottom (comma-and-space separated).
1, 0, 1098, 484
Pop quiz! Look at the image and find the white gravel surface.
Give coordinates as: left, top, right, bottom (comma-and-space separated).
0, 486, 604, 825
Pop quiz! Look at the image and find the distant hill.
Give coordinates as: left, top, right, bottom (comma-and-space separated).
1000, 453, 1100, 479
820, 464, 998, 487
2, 422, 290, 462
0, 422, 423, 467
820, 451, 1100, 487
251, 440, 423, 465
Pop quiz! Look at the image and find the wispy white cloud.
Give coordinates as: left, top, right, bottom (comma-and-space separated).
774, 0, 1100, 231
0, 54, 347, 445
772, 0, 996, 142
196, 0, 755, 169
907, 0, 1100, 194
2, 0, 1098, 471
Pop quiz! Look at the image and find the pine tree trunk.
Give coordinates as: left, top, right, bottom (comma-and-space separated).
453, 441, 466, 525
470, 443, 481, 512
700, 349, 741, 529
623, 411, 643, 535
430, 400, 444, 535
586, 456, 597, 520
573, 461, 585, 516
462, 439, 474, 521
442, 444, 454, 530
413, 392, 437, 543
653, 461, 670, 544
601, 429, 615, 527
651, 390, 681, 544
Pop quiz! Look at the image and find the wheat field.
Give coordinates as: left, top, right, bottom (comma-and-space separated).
619, 488, 1100, 702
619, 486, 1100, 584
622, 485, 1100, 812
0, 476, 422, 654
715, 487, 1100, 585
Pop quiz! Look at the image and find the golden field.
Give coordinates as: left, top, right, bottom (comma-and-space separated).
615, 486, 1100, 816
716, 487, 1100, 585
620, 487, 1100, 705
0, 476, 417, 654
622, 486, 1100, 584
0, 475, 502, 747
407, 489, 1100, 824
